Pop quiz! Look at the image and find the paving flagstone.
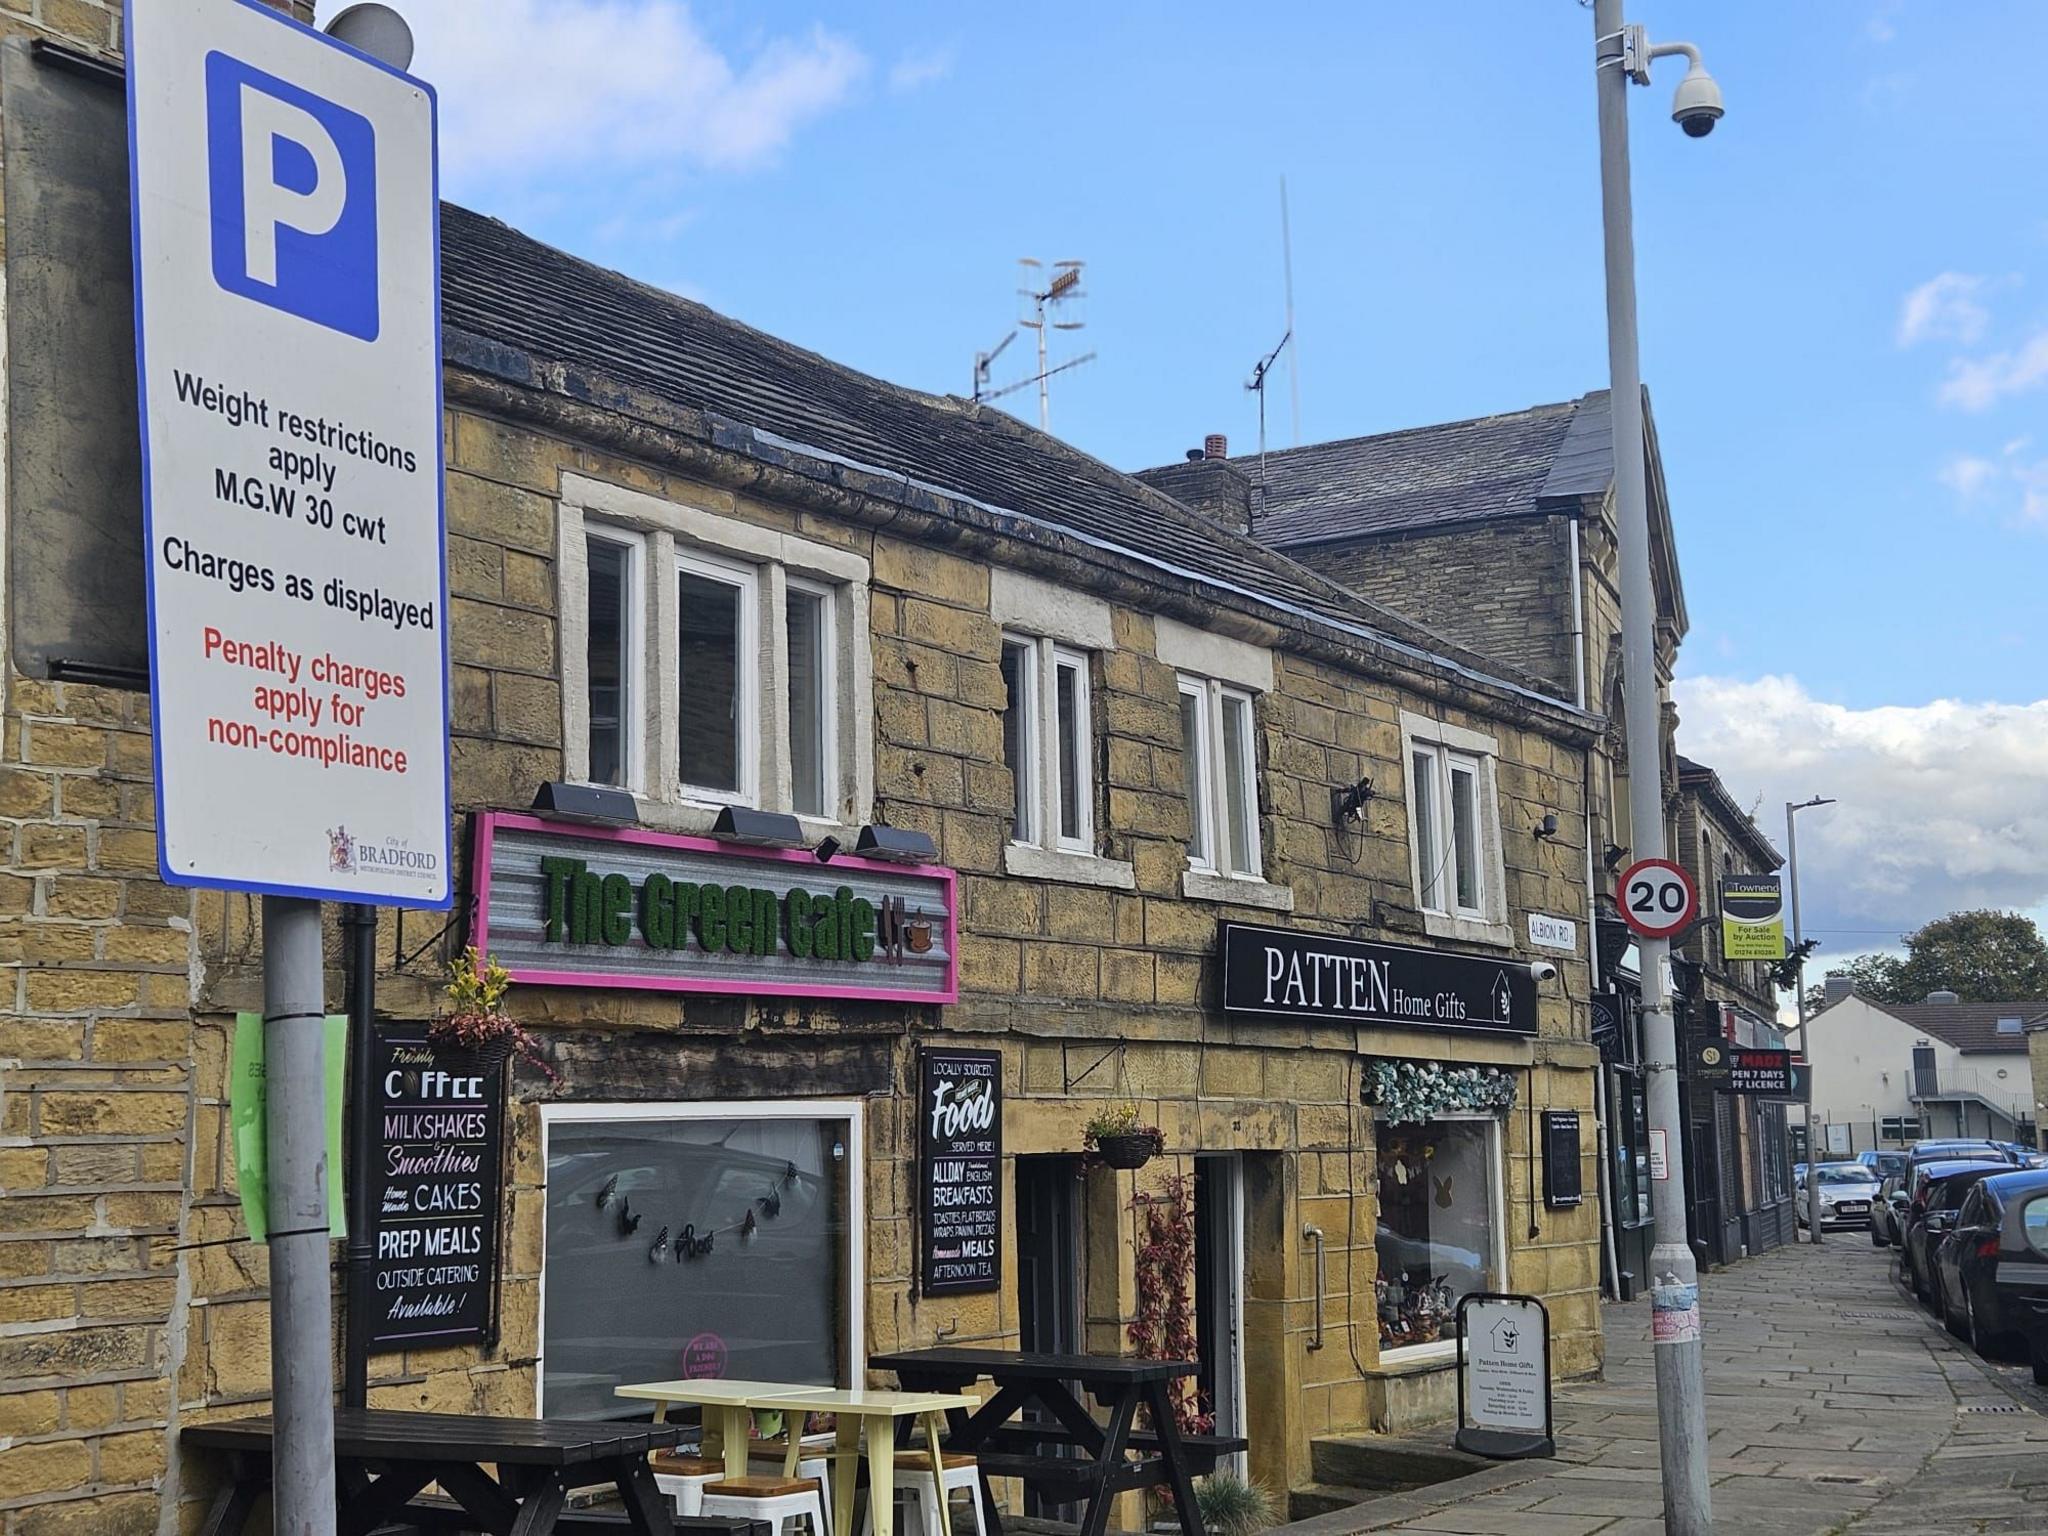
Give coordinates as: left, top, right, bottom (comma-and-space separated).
1278, 1235, 2048, 1534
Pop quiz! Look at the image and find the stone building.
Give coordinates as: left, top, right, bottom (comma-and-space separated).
1140, 399, 1689, 1299
0, 13, 1615, 1533
1672, 756, 1795, 1266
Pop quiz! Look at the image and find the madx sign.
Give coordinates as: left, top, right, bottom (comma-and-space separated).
1695, 1043, 1794, 1096
1219, 922, 1537, 1037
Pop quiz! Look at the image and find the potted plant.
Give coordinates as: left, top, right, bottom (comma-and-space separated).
428, 947, 559, 1082
1084, 1103, 1164, 1170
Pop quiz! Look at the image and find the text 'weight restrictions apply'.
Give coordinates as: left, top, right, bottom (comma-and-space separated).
128, 0, 449, 906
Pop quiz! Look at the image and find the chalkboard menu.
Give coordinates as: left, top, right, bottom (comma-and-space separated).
918, 1048, 1001, 1296
367, 1028, 506, 1352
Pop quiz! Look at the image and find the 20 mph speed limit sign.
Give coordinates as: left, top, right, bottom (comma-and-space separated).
1618, 858, 1697, 940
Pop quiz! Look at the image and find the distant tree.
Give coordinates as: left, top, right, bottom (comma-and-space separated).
1803, 909, 2048, 1013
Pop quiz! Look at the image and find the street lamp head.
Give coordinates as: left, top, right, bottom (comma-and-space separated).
1671, 60, 1724, 137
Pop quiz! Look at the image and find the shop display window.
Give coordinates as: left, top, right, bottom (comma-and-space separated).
540, 1105, 859, 1419
1374, 1117, 1501, 1354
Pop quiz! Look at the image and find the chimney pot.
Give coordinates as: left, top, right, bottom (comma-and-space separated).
1925, 989, 1960, 1005
1185, 449, 1204, 462
1203, 433, 1228, 460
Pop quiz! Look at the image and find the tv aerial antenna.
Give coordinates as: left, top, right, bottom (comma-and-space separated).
975, 259, 1094, 433
1245, 178, 1302, 526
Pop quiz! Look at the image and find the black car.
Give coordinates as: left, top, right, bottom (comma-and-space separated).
1901, 1162, 2009, 1305
1931, 1168, 2048, 1361
1872, 1144, 2022, 1246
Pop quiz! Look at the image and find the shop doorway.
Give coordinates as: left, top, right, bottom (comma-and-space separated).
1015, 1156, 1081, 1518
1194, 1154, 1246, 1476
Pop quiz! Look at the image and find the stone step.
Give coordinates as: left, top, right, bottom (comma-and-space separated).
1308, 1433, 1493, 1493
1285, 1483, 1377, 1522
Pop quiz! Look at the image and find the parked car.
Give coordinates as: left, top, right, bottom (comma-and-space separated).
1857, 1149, 1908, 1183
1873, 1148, 2015, 1246
1796, 1163, 1880, 1231
1931, 1168, 2048, 1361
1905, 1139, 2019, 1164
1901, 1163, 2008, 1305
2005, 1191, 2048, 1384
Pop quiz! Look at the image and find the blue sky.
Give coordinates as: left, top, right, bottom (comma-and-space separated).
413, 1, 2048, 958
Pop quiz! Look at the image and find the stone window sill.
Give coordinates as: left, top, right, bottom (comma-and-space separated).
1421, 910, 1514, 949
1003, 843, 1136, 890
1181, 868, 1295, 913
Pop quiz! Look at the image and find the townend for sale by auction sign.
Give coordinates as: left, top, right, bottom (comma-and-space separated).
127, 0, 450, 907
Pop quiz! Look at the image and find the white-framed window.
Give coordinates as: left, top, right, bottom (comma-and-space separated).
1374, 1113, 1506, 1364
584, 529, 643, 793
1178, 675, 1259, 878
675, 547, 759, 805
538, 1100, 864, 1418
1001, 634, 1094, 855
559, 475, 873, 828
1401, 711, 1510, 946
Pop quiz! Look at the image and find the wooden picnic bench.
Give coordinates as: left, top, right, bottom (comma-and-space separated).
182, 1408, 718, 1536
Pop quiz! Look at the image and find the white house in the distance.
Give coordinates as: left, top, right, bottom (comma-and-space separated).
1803, 980, 2044, 1155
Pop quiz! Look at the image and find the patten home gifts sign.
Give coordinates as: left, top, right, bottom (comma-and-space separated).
472, 814, 958, 1004
127, 0, 449, 906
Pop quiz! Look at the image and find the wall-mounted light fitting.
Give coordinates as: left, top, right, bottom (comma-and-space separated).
1603, 843, 1629, 871
1332, 776, 1375, 826
531, 781, 638, 827
1534, 813, 1560, 840
854, 824, 939, 864
813, 835, 843, 863
710, 806, 808, 848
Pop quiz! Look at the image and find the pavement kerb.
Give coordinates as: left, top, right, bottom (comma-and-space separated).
1263, 1461, 1558, 1536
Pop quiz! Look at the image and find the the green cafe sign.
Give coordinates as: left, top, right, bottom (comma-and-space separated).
472, 813, 958, 1004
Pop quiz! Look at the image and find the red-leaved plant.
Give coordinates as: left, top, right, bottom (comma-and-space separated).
1127, 1172, 1214, 1438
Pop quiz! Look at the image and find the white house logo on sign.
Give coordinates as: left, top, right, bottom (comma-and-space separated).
127, 0, 449, 908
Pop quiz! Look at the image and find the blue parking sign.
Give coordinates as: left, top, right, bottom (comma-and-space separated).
204, 51, 380, 340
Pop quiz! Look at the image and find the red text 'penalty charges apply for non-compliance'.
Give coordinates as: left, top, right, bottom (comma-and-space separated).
200, 625, 416, 775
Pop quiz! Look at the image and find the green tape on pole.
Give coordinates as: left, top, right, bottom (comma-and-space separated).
231, 1012, 349, 1244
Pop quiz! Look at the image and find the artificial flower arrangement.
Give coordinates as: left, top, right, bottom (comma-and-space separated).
428, 947, 559, 1083
1363, 1060, 1516, 1125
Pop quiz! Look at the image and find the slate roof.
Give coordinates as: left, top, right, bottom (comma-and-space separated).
1675, 755, 1783, 869
1863, 998, 2048, 1055
1137, 392, 1614, 549
438, 205, 1576, 705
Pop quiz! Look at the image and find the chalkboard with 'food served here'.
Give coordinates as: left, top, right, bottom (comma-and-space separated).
367, 1028, 505, 1351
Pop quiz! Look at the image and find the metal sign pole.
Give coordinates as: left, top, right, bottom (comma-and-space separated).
263, 897, 338, 1534
1591, 2, 1711, 1526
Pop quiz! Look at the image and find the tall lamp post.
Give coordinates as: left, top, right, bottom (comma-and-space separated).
1787, 795, 1835, 1239
1589, 4, 1724, 1530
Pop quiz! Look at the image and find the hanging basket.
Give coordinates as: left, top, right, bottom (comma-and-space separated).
430, 1032, 515, 1075
1095, 1132, 1161, 1171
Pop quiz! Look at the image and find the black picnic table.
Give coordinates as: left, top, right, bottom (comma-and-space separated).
181, 1408, 689, 1536
870, 1348, 1242, 1536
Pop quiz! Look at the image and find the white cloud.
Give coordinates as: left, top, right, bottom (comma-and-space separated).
1673, 675, 2048, 953
1938, 454, 1996, 499
1896, 272, 1988, 348
410, 2, 867, 192
1939, 329, 2048, 410
888, 47, 954, 94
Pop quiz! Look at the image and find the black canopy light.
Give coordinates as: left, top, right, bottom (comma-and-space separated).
855, 824, 938, 864
530, 781, 638, 827
710, 806, 808, 848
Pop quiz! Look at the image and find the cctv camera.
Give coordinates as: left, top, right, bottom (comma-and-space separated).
1527, 960, 1559, 984
1671, 62, 1724, 137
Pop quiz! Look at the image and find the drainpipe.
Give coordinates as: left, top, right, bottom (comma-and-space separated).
342, 903, 378, 1408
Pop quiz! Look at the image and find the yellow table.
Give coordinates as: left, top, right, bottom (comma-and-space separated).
614, 1379, 836, 1479
753, 1387, 975, 1536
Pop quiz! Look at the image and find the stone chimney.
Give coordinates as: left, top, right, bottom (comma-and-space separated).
1924, 989, 1960, 1004
1132, 436, 1253, 536
1822, 973, 1856, 1009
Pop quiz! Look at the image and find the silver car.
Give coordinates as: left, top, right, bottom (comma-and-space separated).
1798, 1162, 1880, 1230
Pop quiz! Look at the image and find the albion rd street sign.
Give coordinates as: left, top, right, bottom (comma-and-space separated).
128, 0, 449, 907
